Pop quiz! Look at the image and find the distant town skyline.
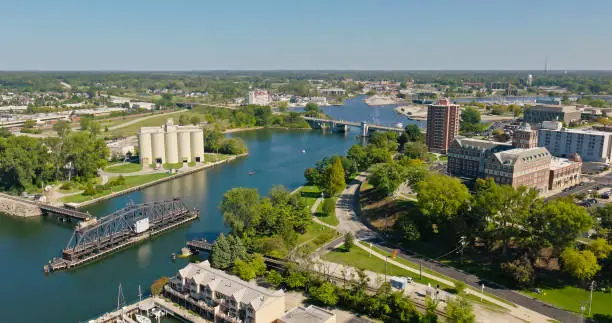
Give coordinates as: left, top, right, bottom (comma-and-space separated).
2, 0, 611, 70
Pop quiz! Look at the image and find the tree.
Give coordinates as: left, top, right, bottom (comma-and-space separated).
233, 258, 257, 281
416, 174, 471, 224
304, 102, 320, 117
492, 128, 509, 142
344, 232, 354, 251
422, 295, 439, 323
501, 257, 534, 286
53, 120, 72, 138
532, 198, 593, 251
285, 269, 308, 289
211, 233, 233, 269
322, 198, 335, 216
347, 144, 369, 171
400, 158, 428, 188
560, 247, 601, 281
219, 188, 261, 236
395, 216, 421, 243
79, 115, 93, 130
269, 185, 291, 206
403, 141, 428, 160
150, 276, 169, 296
586, 238, 612, 259
309, 282, 338, 306
404, 124, 422, 142
227, 234, 247, 262
178, 114, 189, 126
461, 107, 481, 124
326, 158, 346, 196
278, 101, 289, 112
368, 162, 406, 196
266, 270, 284, 287
22, 119, 36, 129
190, 115, 201, 125
368, 132, 399, 152
366, 146, 393, 164
445, 296, 475, 323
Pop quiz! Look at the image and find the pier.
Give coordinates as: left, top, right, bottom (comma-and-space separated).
45, 198, 199, 272
302, 116, 405, 136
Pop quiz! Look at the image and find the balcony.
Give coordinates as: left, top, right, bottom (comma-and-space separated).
216, 311, 242, 323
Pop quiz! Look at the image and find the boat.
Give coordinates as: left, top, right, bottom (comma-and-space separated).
301, 149, 306, 154
135, 314, 152, 323
395, 122, 404, 129
248, 169, 256, 176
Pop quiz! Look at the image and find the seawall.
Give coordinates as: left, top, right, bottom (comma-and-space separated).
0, 193, 42, 217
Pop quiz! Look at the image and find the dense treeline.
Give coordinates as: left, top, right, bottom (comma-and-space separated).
192, 104, 310, 129
0, 130, 108, 193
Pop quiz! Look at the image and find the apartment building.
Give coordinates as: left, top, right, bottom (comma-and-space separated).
512, 123, 538, 149
447, 137, 512, 179
425, 98, 460, 154
537, 121, 612, 162
165, 261, 285, 323
484, 147, 552, 193
247, 90, 271, 106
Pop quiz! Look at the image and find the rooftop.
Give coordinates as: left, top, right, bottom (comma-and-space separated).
550, 157, 580, 170
539, 127, 612, 137
278, 305, 336, 323
492, 147, 550, 166
453, 137, 512, 150
178, 260, 284, 310
532, 104, 579, 113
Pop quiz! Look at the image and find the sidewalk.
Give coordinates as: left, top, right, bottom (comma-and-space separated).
311, 197, 336, 230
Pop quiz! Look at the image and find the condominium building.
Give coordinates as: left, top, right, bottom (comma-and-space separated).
512, 123, 538, 149
425, 98, 460, 154
447, 137, 512, 179
138, 118, 204, 166
247, 90, 271, 106
484, 147, 552, 193
549, 154, 582, 192
537, 121, 612, 162
523, 104, 581, 124
165, 261, 285, 323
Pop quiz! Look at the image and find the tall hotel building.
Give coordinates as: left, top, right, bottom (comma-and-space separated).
425, 99, 460, 154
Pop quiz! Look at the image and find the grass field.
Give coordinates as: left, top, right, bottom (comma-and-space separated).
62, 173, 171, 203
109, 112, 191, 137
163, 163, 183, 170
315, 197, 339, 226
104, 162, 143, 173
297, 221, 339, 253
524, 285, 612, 317
298, 185, 323, 210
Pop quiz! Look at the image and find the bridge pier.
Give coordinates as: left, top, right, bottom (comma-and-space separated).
361, 122, 369, 137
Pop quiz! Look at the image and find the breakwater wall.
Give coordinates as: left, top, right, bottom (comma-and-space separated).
0, 193, 42, 217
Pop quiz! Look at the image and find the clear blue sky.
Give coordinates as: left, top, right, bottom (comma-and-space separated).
2, 0, 611, 70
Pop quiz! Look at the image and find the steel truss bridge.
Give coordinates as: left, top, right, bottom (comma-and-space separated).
46, 198, 199, 271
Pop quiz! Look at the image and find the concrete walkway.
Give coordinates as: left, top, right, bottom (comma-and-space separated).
311, 197, 336, 229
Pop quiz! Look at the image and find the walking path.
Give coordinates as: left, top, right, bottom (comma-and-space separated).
310, 197, 336, 229
327, 172, 562, 323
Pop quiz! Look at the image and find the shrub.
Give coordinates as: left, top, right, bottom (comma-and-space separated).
150, 276, 169, 295
501, 257, 534, 286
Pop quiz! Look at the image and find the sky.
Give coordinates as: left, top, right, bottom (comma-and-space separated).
2, 0, 611, 70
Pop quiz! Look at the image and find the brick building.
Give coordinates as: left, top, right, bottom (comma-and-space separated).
549, 153, 582, 192
484, 147, 552, 193
512, 123, 538, 149
447, 137, 512, 179
425, 98, 460, 154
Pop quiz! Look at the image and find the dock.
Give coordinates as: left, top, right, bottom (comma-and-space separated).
45, 198, 199, 272
88, 296, 207, 323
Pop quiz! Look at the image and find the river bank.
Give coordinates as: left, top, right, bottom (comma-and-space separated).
395, 105, 428, 120
65, 153, 248, 209
364, 95, 400, 106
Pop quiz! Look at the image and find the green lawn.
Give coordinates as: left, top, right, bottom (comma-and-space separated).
104, 162, 143, 173
62, 173, 171, 203
323, 244, 451, 289
315, 197, 339, 226
524, 286, 612, 317
109, 112, 190, 137
298, 185, 323, 210
204, 153, 231, 163
297, 221, 339, 253
163, 163, 183, 170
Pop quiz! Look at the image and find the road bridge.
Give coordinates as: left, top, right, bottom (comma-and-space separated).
303, 116, 406, 137
0, 192, 91, 220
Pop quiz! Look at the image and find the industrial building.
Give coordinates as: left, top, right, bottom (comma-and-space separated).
537, 121, 612, 163
165, 260, 285, 323
425, 98, 460, 154
138, 118, 204, 166
523, 104, 581, 124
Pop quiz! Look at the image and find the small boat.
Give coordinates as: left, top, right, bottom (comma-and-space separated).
395, 122, 404, 129
248, 169, 256, 176
135, 314, 152, 323
301, 149, 306, 154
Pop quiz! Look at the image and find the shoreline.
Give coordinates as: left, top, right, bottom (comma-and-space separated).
394, 105, 428, 120
223, 126, 312, 134
364, 95, 401, 106
67, 153, 248, 209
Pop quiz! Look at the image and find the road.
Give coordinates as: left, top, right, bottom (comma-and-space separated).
333, 173, 581, 323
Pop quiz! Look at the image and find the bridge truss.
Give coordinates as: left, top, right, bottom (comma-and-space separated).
63, 198, 194, 260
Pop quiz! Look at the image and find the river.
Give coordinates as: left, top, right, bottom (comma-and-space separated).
0, 96, 410, 323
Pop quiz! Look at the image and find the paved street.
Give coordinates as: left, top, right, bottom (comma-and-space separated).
331, 172, 581, 323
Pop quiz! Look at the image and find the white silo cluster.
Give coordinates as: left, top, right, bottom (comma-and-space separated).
138, 118, 204, 166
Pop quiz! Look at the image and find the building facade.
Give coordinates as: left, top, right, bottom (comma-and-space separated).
549, 154, 582, 192
537, 121, 612, 162
523, 104, 581, 124
484, 147, 552, 193
447, 137, 512, 179
425, 98, 460, 154
512, 123, 538, 149
165, 261, 285, 323
247, 90, 271, 106
138, 118, 204, 166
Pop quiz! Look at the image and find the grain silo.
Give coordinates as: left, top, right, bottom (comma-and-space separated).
151, 131, 165, 165
138, 131, 152, 165
190, 129, 204, 162
178, 130, 192, 162
164, 119, 179, 164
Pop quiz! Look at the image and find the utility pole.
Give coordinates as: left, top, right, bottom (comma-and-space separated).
385, 256, 388, 281
419, 261, 422, 280
459, 236, 467, 264
589, 280, 596, 316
